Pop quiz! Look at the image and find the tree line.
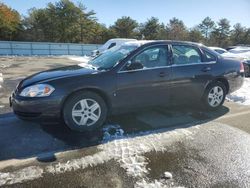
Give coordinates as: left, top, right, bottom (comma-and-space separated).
1, 0, 250, 48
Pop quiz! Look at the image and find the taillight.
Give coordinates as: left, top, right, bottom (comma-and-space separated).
240, 62, 244, 73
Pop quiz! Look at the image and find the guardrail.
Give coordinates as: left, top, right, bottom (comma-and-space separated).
0, 41, 101, 56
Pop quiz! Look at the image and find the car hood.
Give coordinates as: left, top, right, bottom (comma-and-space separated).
19, 64, 98, 89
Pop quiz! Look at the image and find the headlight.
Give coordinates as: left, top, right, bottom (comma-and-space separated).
20, 84, 55, 97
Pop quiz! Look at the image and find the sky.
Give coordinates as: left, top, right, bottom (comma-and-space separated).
1, 0, 250, 28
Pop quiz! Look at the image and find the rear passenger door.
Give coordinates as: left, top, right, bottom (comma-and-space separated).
170, 44, 215, 104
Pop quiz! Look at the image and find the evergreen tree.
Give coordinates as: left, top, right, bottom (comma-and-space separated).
111, 16, 138, 38
198, 17, 215, 40
140, 17, 161, 40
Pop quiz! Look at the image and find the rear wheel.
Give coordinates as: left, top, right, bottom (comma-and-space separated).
202, 82, 226, 110
63, 91, 107, 132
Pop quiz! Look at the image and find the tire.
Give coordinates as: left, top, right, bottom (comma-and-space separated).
63, 91, 107, 132
202, 81, 226, 111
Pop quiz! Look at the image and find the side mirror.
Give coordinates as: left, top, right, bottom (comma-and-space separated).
91, 50, 100, 57
126, 61, 144, 71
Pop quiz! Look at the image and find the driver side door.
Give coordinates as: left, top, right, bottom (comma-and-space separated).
114, 45, 172, 110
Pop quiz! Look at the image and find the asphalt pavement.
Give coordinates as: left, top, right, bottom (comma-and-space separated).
0, 57, 250, 187
0, 101, 250, 187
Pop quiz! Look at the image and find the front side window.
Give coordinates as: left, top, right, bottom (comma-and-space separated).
131, 46, 168, 69
172, 45, 201, 65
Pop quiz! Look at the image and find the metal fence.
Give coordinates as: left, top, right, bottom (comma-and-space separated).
0, 41, 101, 56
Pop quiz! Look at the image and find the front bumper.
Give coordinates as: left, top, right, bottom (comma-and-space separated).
10, 92, 63, 121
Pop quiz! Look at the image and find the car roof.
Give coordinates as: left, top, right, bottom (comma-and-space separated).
136, 40, 204, 46
122, 39, 215, 50
121, 40, 219, 56
131, 40, 220, 56
107, 38, 137, 42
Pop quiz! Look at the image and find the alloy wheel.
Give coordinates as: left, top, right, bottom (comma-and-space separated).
207, 86, 224, 107
72, 98, 101, 126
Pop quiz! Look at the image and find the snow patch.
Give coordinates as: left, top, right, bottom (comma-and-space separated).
46, 151, 109, 174
227, 78, 250, 105
163, 171, 173, 179
135, 179, 168, 188
0, 166, 43, 185
102, 124, 124, 142
0, 124, 198, 186
0, 73, 3, 90
99, 126, 194, 178
0, 64, 11, 69
66, 55, 91, 63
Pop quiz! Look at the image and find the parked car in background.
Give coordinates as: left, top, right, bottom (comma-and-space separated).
226, 46, 238, 51
209, 47, 227, 54
91, 38, 137, 57
10, 40, 244, 132
222, 46, 250, 77
228, 46, 250, 54
226, 45, 250, 51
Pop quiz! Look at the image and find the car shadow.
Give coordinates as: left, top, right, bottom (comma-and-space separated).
0, 105, 229, 166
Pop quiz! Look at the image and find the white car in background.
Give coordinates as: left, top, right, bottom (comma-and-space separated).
91, 38, 137, 57
228, 46, 250, 54
222, 46, 250, 77
208, 47, 228, 54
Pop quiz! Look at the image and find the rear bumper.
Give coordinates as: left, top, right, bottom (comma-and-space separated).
10, 93, 63, 121
228, 73, 245, 94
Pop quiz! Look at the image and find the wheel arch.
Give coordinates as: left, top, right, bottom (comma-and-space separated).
205, 77, 229, 94
60, 87, 112, 117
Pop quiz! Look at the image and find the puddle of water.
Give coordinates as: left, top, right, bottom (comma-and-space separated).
144, 142, 207, 187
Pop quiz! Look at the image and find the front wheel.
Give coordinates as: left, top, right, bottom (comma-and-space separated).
63, 91, 107, 132
202, 82, 226, 111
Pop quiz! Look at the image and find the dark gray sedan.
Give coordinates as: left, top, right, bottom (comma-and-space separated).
10, 41, 244, 132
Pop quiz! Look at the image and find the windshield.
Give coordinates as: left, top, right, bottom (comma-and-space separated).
88, 45, 138, 70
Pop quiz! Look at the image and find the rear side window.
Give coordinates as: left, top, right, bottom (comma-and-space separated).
172, 45, 201, 65
204, 50, 216, 62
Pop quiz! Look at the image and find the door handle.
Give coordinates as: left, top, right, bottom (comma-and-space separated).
159, 72, 166, 77
201, 67, 211, 72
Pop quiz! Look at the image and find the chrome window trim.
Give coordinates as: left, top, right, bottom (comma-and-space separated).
118, 65, 172, 73
118, 61, 217, 73
171, 61, 216, 67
